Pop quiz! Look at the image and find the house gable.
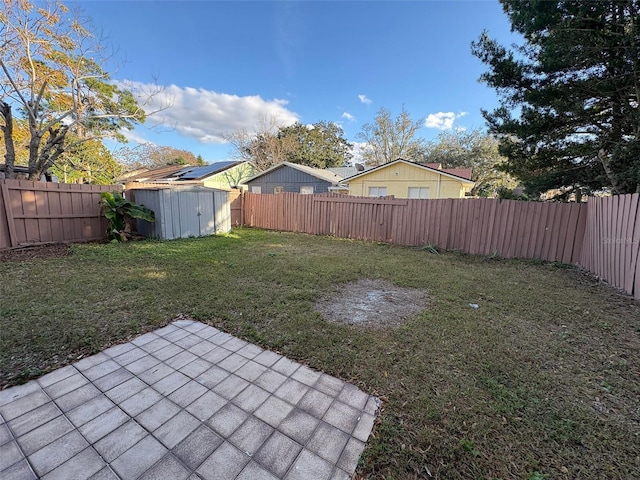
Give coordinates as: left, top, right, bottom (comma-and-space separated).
343, 159, 474, 199
245, 163, 339, 194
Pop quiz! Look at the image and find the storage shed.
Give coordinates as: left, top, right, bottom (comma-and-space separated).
132, 186, 231, 240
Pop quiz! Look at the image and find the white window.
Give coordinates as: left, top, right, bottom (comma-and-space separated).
300, 186, 314, 194
368, 186, 387, 197
251, 186, 261, 194
274, 186, 284, 194
408, 187, 430, 199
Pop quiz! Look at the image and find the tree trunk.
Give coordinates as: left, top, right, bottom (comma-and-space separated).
30, 126, 68, 180
598, 148, 621, 194
28, 114, 42, 179
0, 102, 16, 179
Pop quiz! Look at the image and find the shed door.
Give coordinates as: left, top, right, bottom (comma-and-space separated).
197, 191, 216, 236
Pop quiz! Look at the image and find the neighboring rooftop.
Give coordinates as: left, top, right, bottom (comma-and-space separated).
245, 162, 344, 185
341, 159, 474, 183
327, 165, 372, 179
121, 161, 246, 184
170, 161, 241, 181
118, 165, 186, 183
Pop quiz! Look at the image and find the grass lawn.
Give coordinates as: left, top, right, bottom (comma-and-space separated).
1, 228, 638, 479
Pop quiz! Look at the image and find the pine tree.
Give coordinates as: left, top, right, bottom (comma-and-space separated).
472, 0, 640, 197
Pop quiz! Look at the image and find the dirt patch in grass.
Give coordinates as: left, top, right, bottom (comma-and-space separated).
314, 278, 428, 327
0, 243, 71, 262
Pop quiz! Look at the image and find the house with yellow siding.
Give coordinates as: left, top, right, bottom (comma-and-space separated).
342, 159, 474, 199
201, 161, 257, 191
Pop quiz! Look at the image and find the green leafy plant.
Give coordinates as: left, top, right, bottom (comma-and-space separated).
100, 191, 155, 242
528, 472, 547, 480
460, 438, 481, 457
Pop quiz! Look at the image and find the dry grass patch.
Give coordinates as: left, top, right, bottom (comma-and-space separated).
314, 278, 428, 327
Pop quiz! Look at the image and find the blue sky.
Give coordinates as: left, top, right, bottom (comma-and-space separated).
72, 0, 521, 163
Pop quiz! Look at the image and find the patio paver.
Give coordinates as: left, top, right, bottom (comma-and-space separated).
0, 319, 380, 479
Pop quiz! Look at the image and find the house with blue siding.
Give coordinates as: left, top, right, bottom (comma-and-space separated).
243, 162, 343, 194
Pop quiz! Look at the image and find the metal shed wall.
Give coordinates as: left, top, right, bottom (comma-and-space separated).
133, 187, 230, 240
246, 166, 334, 194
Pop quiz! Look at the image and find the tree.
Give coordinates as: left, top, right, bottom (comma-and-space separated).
114, 144, 203, 172
51, 138, 122, 184
423, 128, 517, 197
357, 107, 426, 166
225, 115, 296, 171
277, 121, 352, 168
472, 0, 640, 197
226, 117, 352, 170
0, 0, 152, 180
0, 115, 29, 166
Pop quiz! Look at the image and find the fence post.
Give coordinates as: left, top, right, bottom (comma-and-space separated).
0, 182, 18, 247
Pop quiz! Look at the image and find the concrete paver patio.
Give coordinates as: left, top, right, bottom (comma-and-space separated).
0, 319, 380, 479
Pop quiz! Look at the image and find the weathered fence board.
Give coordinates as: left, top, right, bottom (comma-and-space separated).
0, 179, 115, 249
244, 193, 588, 262
580, 194, 640, 300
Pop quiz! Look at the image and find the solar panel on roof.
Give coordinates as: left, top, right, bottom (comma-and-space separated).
175, 161, 238, 180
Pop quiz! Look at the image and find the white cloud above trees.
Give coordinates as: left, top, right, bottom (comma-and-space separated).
358, 94, 372, 105
342, 112, 355, 121
128, 82, 299, 144
425, 111, 468, 130
349, 141, 370, 164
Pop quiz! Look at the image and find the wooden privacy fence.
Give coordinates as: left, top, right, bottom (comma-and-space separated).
0, 179, 115, 249
242, 192, 640, 300
244, 193, 588, 263
580, 194, 640, 300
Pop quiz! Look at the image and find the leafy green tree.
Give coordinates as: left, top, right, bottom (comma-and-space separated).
0, 0, 149, 180
51, 138, 122, 184
278, 121, 352, 169
357, 107, 426, 166
423, 128, 517, 196
472, 0, 640, 197
226, 117, 351, 170
225, 115, 294, 171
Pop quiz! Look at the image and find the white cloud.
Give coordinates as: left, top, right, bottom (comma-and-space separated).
358, 94, 372, 105
424, 111, 468, 130
119, 128, 154, 145
341, 112, 355, 122
349, 141, 370, 164
125, 82, 299, 144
